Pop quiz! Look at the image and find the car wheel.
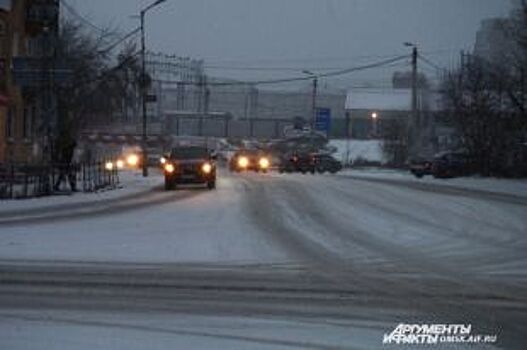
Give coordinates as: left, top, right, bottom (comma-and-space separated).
207, 181, 216, 190
165, 178, 174, 191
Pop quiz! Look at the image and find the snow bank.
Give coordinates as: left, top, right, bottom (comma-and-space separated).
345, 168, 527, 198
329, 139, 385, 164
0, 170, 163, 214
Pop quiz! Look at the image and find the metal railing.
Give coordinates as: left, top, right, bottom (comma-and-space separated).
0, 160, 119, 200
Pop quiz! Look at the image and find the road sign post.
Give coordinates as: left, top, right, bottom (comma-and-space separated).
315, 107, 331, 138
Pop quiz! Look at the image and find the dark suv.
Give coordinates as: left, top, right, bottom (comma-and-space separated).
278, 152, 315, 174
432, 151, 475, 178
163, 146, 217, 190
279, 152, 342, 174
313, 154, 343, 174
409, 157, 433, 178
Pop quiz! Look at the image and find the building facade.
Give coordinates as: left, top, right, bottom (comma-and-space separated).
0, 0, 59, 165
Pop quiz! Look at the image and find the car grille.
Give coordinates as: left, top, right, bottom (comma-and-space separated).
181, 164, 199, 174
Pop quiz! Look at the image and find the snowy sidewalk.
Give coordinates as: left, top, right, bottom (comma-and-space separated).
0, 170, 163, 217
342, 168, 527, 198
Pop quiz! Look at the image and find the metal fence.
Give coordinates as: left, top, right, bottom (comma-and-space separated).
0, 161, 119, 200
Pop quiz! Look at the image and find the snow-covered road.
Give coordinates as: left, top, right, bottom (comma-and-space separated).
0, 169, 526, 349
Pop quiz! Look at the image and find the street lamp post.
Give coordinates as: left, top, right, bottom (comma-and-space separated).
302, 70, 319, 152
140, 0, 167, 177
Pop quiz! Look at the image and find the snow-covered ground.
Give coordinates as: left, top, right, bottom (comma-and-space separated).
0, 170, 162, 214
0, 170, 524, 349
0, 174, 289, 264
344, 168, 527, 197
0, 310, 391, 350
329, 139, 385, 164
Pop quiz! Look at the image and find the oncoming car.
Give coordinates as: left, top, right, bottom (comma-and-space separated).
163, 146, 217, 190
229, 150, 271, 173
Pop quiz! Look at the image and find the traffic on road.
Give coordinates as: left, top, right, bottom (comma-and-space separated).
1, 1, 526, 350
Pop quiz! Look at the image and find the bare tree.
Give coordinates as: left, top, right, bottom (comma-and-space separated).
52, 21, 141, 165
441, 56, 524, 176
381, 119, 408, 167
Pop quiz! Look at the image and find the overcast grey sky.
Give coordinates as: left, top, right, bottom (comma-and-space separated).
66, 0, 511, 89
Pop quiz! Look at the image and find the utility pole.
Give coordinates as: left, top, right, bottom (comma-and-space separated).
345, 111, 351, 167
140, 11, 148, 177
139, 0, 167, 177
404, 42, 418, 159
311, 77, 318, 131
302, 71, 318, 151
302, 70, 318, 132
411, 46, 418, 130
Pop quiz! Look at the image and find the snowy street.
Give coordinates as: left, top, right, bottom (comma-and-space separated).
0, 169, 526, 349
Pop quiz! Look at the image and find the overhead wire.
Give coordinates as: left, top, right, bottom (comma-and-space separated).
154, 55, 409, 87
60, 0, 108, 34
418, 54, 446, 72
98, 27, 141, 54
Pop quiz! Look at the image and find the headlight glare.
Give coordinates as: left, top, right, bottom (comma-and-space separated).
259, 157, 270, 169
238, 156, 249, 168
202, 163, 212, 174
127, 154, 139, 167
105, 161, 114, 171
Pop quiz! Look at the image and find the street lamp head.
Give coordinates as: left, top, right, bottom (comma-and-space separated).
142, 0, 169, 14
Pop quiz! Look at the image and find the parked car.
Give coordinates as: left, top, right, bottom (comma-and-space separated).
278, 152, 316, 174
409, 157, 433, 178
432, 151, 475, 178
163, 146, 217, 190
313, 154, 343, 174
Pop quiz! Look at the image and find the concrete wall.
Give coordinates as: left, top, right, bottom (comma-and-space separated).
163, 86, 346, 121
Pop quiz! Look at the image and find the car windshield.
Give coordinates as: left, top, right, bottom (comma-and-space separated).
1, 1, 525, 349
171, 147, 209, 159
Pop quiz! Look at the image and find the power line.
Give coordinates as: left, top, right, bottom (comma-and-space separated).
71, 51, 141, 90
418, 54, 445, 72
204, 60, 409, 72
201, 48, 462, 67
60, 0, 111, 35
98, 27, 141, 54
155, 55, 408, 87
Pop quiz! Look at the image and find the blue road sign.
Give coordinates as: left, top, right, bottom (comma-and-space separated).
315, 107, 331, 134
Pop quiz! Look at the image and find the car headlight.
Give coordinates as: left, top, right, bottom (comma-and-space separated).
259, 157, 270, 169
105, 161, 114, 171
238, 156, 249, 168
160, 157, 167, 165
116, 159, 125, 169
127, 154, 139, 167
165, 163, 175, 173
202, 163, 212, 174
